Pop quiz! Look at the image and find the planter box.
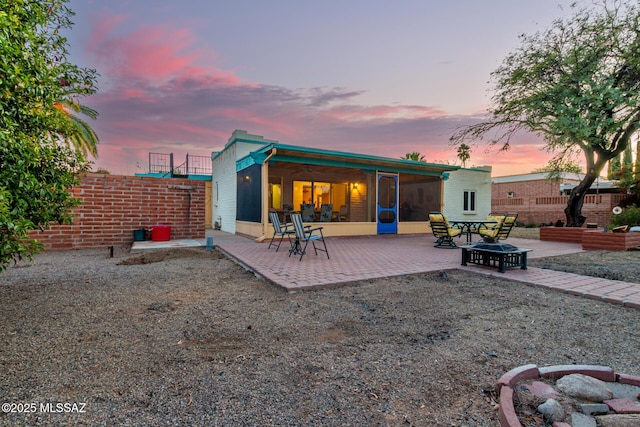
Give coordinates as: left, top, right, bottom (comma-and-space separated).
582, 230, 640, 251
539, 226, 588, 244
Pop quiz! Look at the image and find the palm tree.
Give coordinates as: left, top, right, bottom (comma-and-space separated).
456, 144, 471, 168
54, 98, 99, 158
401, 152, 426, 162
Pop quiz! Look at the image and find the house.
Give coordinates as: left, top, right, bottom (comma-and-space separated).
491, 172, 624, 226
211, 130, 492, 239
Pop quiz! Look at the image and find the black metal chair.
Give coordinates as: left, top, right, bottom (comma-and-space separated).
428, 211, 463, 248
268, 210, 294, 252
479, 213, 518, 242
289, 211, 330, 261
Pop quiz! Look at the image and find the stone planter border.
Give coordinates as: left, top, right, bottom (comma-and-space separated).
496, 364, 640, 427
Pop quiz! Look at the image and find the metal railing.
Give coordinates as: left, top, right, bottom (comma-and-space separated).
148, 153, 211, 176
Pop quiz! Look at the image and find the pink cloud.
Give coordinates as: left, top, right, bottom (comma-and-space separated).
79, 9, 553, 177
86, 10, 235, 86
327, 105, 448, 122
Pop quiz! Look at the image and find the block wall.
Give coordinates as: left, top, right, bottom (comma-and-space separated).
30, 173, 207, 249
492, 179, 623, 226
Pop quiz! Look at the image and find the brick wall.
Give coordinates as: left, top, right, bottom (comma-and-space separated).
31, 174, 207, 249
492, 178, 622, 226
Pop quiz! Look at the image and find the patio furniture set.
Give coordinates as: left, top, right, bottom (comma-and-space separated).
266, 208, 530, 273
268, 210, 330, 261
428, 211, 531, 273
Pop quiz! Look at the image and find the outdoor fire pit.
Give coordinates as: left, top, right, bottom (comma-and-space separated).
460, 242, 532, 273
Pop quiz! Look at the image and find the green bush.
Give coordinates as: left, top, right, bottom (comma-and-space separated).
608, 204, 640, 229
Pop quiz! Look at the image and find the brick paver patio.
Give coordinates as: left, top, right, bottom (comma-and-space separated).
206, 231, 640, 309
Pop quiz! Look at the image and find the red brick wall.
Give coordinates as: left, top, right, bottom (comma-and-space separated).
492, 179, 623, 226
31, 174, 207, 249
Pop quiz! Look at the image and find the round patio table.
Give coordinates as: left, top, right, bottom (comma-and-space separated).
448, 219, 497, 244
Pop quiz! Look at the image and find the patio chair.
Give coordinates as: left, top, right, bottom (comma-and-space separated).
289, 211, 330, 261
267, 210, 294, 252
319, 203, 333, 222
337, 205, 348, 221
428, 211, 463, 248
479, 213, 518, 243
301, 203, 315, 222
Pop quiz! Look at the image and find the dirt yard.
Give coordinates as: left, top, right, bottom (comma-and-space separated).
1, 238, 639, 426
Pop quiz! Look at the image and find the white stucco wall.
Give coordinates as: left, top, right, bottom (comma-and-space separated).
211, 145, 238, 234
211, 131, 274, 234
442, 166, 492, 220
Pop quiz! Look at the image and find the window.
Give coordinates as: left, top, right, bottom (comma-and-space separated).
293, 181, 347, 211
398, 176, 440, 221
236, 165, 261, 222
463, 190, 476, 213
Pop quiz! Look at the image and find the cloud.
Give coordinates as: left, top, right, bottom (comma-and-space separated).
82, 9, 551, 177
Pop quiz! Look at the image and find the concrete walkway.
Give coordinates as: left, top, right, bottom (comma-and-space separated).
134, 230, 640, 309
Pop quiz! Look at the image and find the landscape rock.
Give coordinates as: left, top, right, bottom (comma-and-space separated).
606, 382, 640, 400
537, 398, 566, 422
571, 412, 597, 427
603, 397, 640, 414
556, 374, 614, 402
524, 380, 559, 398
578, 403, 610, 415
595, 414, 640, 427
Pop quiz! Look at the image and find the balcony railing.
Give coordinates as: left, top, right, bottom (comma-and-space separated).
148, 153, 211, 176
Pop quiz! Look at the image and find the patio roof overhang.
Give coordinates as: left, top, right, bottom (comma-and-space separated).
239, 143, 459, 178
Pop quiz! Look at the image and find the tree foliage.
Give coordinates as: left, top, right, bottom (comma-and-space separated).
54, 98, 100, 158
401, 152, 426, 162
533, 158, 583, 178
456, 143, 471, 168
450, 0, 640, 226
0, 0, 98, 270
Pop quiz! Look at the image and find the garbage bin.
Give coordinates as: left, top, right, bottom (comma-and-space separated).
151, 225, 171, 241
133, 229, 146, 241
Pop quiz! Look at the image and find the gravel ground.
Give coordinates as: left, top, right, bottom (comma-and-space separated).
1, 235, 639, 426
512, 227, 640, 283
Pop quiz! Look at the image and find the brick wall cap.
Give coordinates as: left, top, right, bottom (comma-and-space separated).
497, 364, 539, 391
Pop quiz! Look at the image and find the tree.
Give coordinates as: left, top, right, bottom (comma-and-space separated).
450, 1, 640, 226
401, 152, 426, 162
54, 98, 99, 158
533, 158, 583, 177
1, 0, 98, 270
456, 143, 471, 168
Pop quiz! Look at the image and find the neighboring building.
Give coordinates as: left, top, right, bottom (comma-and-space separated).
491, 172, 624, 226
211, 130, 492, 239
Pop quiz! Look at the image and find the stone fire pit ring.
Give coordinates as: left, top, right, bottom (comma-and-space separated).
497, 364, 640, 426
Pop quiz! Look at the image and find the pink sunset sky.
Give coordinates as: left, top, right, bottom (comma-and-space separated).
65, 0, 578, 176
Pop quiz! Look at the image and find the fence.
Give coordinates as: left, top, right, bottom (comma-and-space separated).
148, 153, 212, 176
492, 193, 624, 226
30, 174, 207, 249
